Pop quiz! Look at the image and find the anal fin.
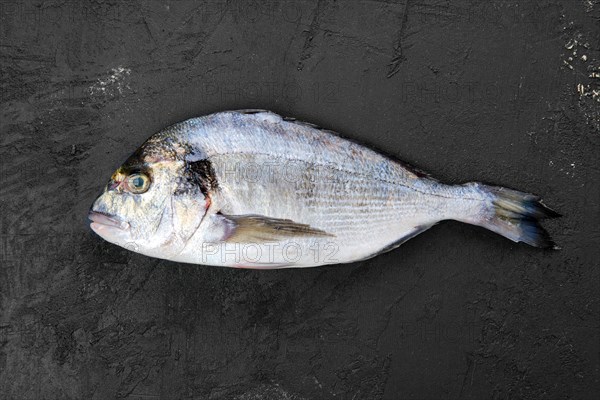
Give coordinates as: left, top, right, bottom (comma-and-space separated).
356, 224, 435, 262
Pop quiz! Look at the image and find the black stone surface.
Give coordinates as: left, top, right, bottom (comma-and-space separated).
1, 1, 599, 399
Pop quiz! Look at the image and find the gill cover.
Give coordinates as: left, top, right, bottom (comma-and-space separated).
170, 159, 218, 245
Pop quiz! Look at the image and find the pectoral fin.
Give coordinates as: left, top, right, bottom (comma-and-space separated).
214, 213, 334, 243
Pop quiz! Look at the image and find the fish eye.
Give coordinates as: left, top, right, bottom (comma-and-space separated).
126, 173, 150, 194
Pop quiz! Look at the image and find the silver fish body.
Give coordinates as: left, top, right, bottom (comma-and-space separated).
89, 110, 558, 268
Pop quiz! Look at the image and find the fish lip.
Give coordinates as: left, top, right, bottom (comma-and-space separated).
88, 211, 130, 231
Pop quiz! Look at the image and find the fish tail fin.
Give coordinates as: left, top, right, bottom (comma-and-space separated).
459, 183, 560, 249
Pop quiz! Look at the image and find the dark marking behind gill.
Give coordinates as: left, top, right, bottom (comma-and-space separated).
185, 159, 219, 197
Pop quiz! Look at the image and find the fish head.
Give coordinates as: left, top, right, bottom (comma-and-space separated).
89, 136, 212, 257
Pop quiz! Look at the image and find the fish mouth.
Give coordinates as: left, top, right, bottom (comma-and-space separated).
88, 211, 130, 231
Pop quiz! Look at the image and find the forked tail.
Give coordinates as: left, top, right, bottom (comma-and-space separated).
457, 183, 560, 248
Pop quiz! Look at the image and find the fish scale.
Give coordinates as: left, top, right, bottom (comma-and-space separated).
177, 112, 444, 264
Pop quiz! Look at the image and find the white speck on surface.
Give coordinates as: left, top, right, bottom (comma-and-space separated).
581, 55, 587, 61
563, 60, 574, 70
89, 67, 131, 96
235, 384, 306, 400
565, 39, 577, 50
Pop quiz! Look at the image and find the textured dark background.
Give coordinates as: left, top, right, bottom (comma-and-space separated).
1, 0, 599, 399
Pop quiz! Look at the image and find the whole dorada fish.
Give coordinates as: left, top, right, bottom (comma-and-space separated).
89, 110, 559, 268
